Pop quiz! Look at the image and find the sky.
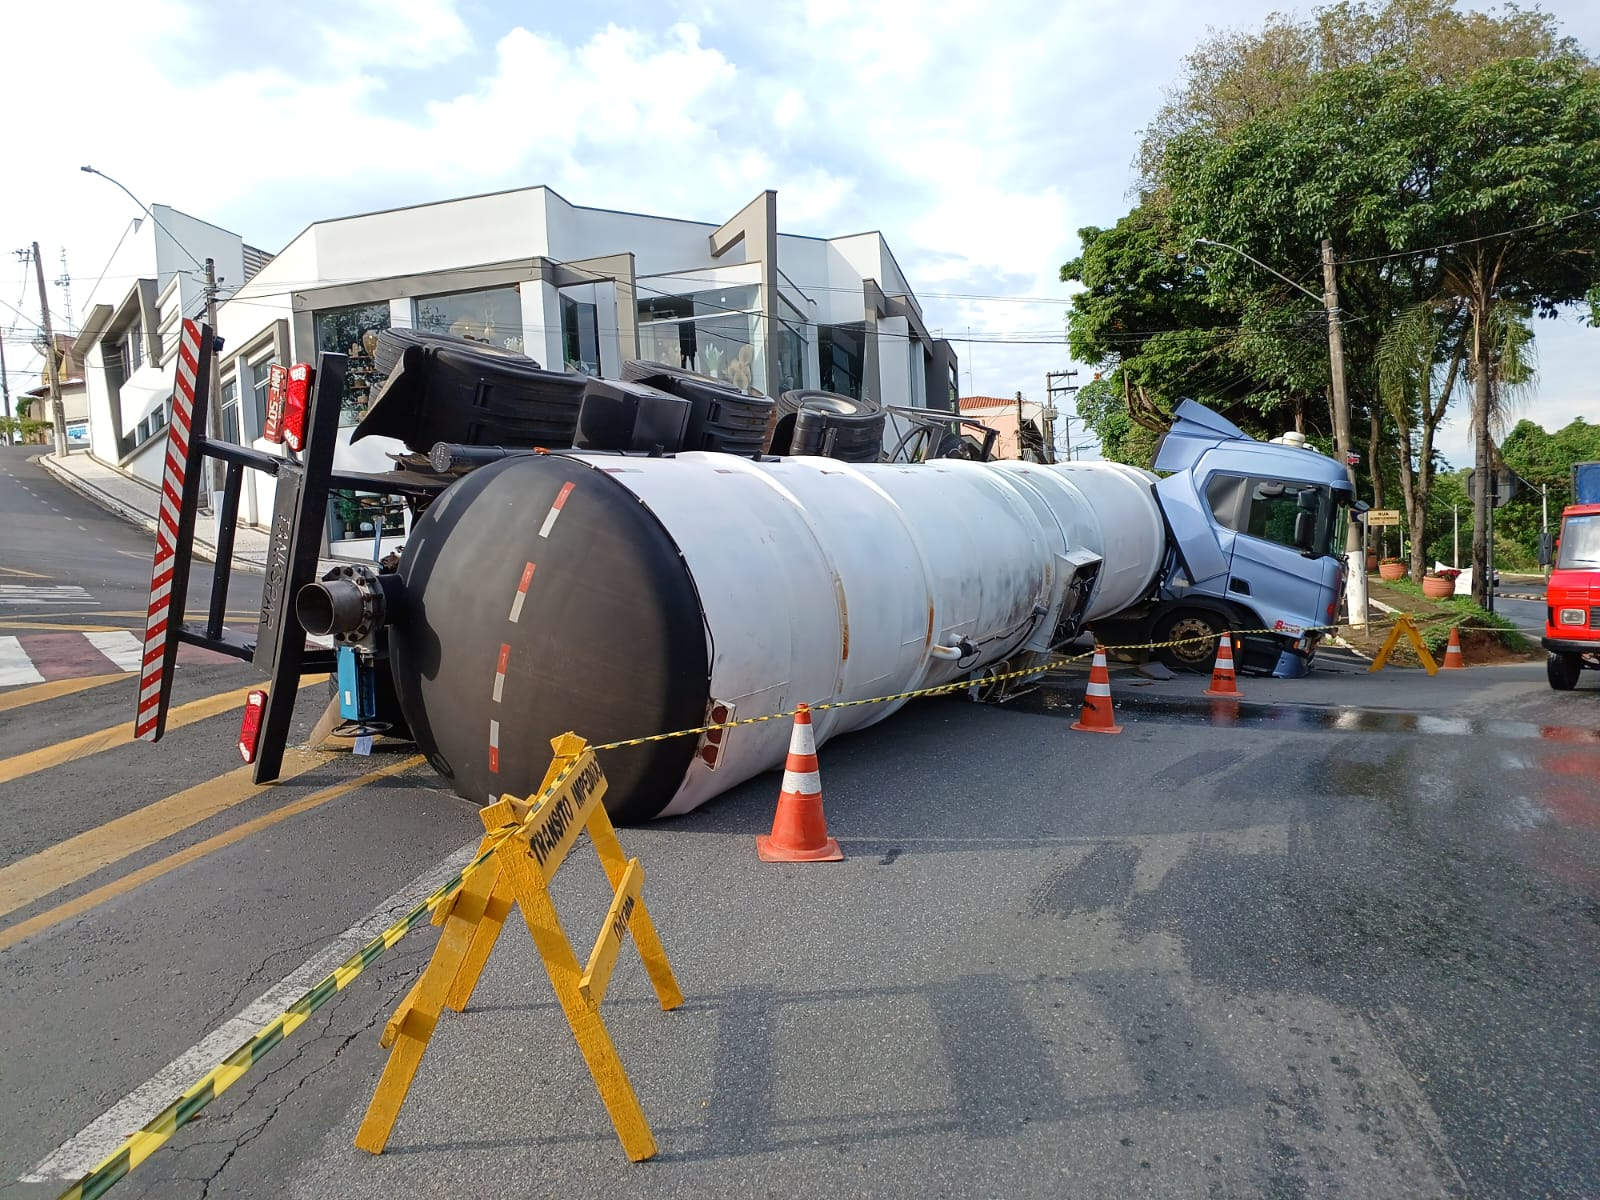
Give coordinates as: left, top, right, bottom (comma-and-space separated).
2, 0, 1596, 466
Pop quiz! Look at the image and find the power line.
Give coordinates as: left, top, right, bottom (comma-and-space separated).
1334, 203, 1600, 266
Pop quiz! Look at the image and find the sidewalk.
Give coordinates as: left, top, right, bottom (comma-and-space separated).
37, 450, 272, 574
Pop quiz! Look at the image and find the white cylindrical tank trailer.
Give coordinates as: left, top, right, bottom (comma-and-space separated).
384, 451, 1167, 821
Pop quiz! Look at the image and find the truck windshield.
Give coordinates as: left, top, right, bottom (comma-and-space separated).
1205, 475, 1341, 557
1556, 513, 1600, 569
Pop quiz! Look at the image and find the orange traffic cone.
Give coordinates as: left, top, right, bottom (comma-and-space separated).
757, 703, 843, 862
1442, 626, 1465, 669
1204, 631, 1241, 697
1070, 645, 1123, 734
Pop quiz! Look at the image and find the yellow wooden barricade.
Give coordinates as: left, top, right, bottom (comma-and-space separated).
1368, 614, 1439, 675
356, 733, 682, 1161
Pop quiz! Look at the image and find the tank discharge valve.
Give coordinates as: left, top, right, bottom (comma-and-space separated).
296, 564, 399, 646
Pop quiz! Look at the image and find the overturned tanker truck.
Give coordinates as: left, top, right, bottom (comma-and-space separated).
139, 323, 1356, 823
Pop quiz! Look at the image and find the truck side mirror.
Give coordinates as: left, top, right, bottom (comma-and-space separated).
1294, 510, 1316, 552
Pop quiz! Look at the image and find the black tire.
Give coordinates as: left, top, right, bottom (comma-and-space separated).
1547, 650, 1583, 691
373, 328, 540, 379
353, 334, 584, 454
622, 359, 776, 455
770, 389, 885, 461
1153, 608, 1225, 673
934, 431, 986, 461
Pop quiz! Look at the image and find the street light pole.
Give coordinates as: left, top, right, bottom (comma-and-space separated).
80, 165, 223, 487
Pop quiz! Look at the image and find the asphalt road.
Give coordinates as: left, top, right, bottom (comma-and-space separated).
1, 452, 1596, 1200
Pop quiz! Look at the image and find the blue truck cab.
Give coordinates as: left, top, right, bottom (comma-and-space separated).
1096, 400, 1356, 677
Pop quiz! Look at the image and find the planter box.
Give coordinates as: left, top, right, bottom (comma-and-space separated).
1379, 562, 1406, 581
1421, 575, 1455, 600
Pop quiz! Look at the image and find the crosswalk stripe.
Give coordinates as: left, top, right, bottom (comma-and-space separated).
84, 631, 144, 672
0, 584, 97, 608
0, 631, 238, 691
0, 636, 46, 686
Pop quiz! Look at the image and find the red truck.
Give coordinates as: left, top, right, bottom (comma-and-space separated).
1544, 461, 1600, 690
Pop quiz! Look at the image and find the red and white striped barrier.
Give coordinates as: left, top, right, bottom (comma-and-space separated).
135, 319, 205, 741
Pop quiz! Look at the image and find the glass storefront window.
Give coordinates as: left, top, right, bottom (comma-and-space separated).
332, 490, 407, 542
561, 294, 599, 375
220, 376, 241, 445
637, 284, 761, 393
248, 355, 276, 441
777, 318, 805, 395
314, 302, 391, 426
819, 323, 865, 400
413, 286, 524, 354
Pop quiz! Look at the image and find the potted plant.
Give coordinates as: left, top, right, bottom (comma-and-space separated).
1378, 557, 1406, 581
1422, 567, 1460, 600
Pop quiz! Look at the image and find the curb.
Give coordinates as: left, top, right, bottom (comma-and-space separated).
35, 453, 268, 576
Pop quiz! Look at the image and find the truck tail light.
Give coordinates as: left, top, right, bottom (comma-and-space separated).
262, 364, 289, 444
1558, 607, 1587, 626
699, 701, 733, 768
238, 689, 268, 762
283, 364, 313, 452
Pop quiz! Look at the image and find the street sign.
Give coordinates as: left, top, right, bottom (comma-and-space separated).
1366, 509, 1401, 527
1465, 468, 1520, 507
1346, 452, 1361, 466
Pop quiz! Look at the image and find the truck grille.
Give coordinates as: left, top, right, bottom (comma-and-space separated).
1592, 606, 1600, 628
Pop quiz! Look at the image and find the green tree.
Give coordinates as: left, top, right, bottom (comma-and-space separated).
1139, 0, 1583, 185
1499, 417, 1600, 563
1071, 373, 1161, 466
1161, 54, 1600, 604
1061, 200, 1330, 445
1376, 299, 1467, 580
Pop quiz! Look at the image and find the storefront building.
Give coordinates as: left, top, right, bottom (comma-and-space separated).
149, 186, 954, 546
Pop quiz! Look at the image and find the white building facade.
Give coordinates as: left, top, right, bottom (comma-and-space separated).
72, 206, 254, 477
211, 187, 957, 541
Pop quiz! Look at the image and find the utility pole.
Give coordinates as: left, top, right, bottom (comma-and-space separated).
31, 242, 68, 456
55, 249, 73, 332
1014, 390, 1026, 461
204, 257, 225, 491
0, 328, 12, 446
1321, 238, 1366, 629
1046, 369, 1078, 463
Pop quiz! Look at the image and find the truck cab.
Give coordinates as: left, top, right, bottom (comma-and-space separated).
1543, 501, 1600, 690
1116, 401, 1355, 677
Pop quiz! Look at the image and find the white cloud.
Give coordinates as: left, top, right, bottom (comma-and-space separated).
320, 0, 473, 69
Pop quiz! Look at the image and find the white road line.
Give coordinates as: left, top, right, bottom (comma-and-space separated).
0, 637, 46, 686
0, 585, 96, 607
84, 630, 143, 671
22, 839, 479, 1183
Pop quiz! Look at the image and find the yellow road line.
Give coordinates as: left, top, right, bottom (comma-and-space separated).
0, 672, 132, 714
0, 675, 328, 787
0, 565, 51, 579
0, 748, 334, 921
0, 755, 425, 951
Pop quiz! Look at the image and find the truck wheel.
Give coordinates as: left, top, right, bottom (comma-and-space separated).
1153, 609, 1224, 673
1547, 651, 1583, 691
770, 390, 885, 460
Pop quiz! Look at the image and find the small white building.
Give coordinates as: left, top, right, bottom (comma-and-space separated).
213, 186, 958, 545
72, 206, 262, 476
